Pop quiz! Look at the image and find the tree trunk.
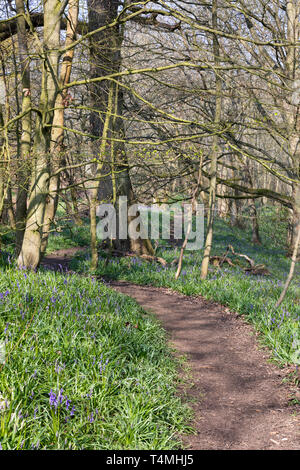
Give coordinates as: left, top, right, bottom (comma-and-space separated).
18, 0, 61, 269
70, 186, 83, 225
0, 102, 5, 221
6, 185, 16, 229
0, 60, 11, 226
245, 161, 261, 244
275, 220, 300, 308
87, 0, 153, 270
288, 184, 300, 258
200, 0, 221, 280
112, 84, 154, 255
285, 2, 300, 258
15, 0, 32, 254
87, 0, 118, 270
89, 82, 114, 271
175, 159, 202, 279
40, 0, 79, 256
250, 199, 261, 244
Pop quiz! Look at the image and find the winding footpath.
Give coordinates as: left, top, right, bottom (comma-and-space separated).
43, 249, 300, 450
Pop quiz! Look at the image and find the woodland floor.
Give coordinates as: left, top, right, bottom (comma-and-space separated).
42, 248, 300, 450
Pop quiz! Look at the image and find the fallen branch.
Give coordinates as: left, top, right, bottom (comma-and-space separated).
209, 245, 270, 276
209, 255, 235, 267
227, 244, 255, 268
227, 245, 270, 274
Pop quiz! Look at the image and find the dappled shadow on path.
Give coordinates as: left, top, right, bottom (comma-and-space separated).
109, 280, 300, 450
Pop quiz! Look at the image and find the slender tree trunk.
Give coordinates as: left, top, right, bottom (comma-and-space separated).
229, 156, 244, 229
249, 198, 261, 244
0, 182, 4, 223
275, 222, 300, 308
0, 102, 4, 221
218, 162, 229, 218
289, 184, 300, 257
70, 186, 83, 225
245, 162, 261, 244
6, 185, 16, 229
175, 158, 202, 279
285, 1, 300, 258
0, 55, 15, 235
200, 0, 221, 280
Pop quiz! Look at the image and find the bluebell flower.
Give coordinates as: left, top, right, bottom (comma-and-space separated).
49, 389, 58, 409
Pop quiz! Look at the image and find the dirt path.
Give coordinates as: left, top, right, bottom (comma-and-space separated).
41, 247, 87, 271
109, 281, 300, 450
42, 251, 300, 450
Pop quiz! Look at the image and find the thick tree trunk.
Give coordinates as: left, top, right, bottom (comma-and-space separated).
18, 124, 51, 268
41, 0, 79, 256
87, 0, 153, 270
87, 0, 118, 270
112, 84, 154, 255
18, 0, 61, 269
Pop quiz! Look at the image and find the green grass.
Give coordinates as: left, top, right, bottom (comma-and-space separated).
0, 261, 192, 450
1, 203, 298, 449
45, 204, 90, 254
46, 223, 90, 253
70, 207, 300, 368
